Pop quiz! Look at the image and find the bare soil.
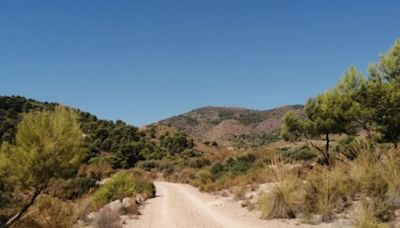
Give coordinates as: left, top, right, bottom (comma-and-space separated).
123, 182, 351, 228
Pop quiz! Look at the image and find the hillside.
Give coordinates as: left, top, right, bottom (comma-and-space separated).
156, 105, 304, 148
0, 95, 170, 168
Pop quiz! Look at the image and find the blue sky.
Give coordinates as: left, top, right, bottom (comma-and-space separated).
1, 1, 399, 126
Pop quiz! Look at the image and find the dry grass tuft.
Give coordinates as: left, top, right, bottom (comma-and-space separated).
349, 149, 386, 197
354, 198, 389, 228
379, 150, 400, 207
258, 158, 306, 219
304, 164, 356, 222
16, 195, 76, 228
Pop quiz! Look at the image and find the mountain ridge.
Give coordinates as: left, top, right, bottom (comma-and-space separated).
155, 104, 304, 148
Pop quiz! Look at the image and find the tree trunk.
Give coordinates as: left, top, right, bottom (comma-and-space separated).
4, 188, 42, 228
323, 133, 330, 165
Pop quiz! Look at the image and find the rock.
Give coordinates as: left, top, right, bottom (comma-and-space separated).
78, 197, 140, 227
121, 197, 139, 215
75, 219, 88, 227
86, 212, 97, 222
395, 209, 400, 217
106, 199, 123, 213
97, 177, 111, 185
93, 207, 122, 228
122, 197, 135, 208
136, 194, 144, 204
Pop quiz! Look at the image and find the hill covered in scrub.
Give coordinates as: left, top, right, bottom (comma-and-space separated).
156, 105, 304, 148
0, 95, 198, 169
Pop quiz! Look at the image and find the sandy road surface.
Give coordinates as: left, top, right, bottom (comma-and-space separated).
123, 181, 343, 228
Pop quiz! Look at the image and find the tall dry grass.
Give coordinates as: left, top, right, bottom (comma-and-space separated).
258, 158, 306, 219
304, 164, 356, 222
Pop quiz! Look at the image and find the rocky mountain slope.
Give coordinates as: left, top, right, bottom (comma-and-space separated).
156, 105, 304, 148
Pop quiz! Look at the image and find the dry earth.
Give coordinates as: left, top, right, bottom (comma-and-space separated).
123, 182, 352, 228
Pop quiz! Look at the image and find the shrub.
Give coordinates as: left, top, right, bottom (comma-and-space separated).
258, 159, 306, 219
17, 195, 76, 228
210, 162, 224, 177
279, 146, 316, 161
304, 164, 356, 222
348, 147, 400, 221
169, 168, 196, 183
187, 157, 210, 169
160, 132, 194, 155
48, 177, 97, 200
156, 160, 175, 176
258, 176, 305, 219
136, 160, 156, 171
79, 159, 114, 180
237, 113, 265, 125
195, 169, 213, 185
92, 172, 136, 208
181, 149, 202, 158
245, 167, 271, 185
334, 137, 359, 160
379, 150, 400, 207
354, 198, 390, 228
135, 180, 156, 199
349, 150, 388, 198
224, 154, 256, 174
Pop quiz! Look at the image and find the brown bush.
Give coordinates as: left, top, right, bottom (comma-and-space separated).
16, 195, 76, 228
78, 160, 114, 180
354, 198, 390, 228
304, 164, 356, 222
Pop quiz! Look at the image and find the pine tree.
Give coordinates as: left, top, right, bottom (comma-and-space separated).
1, 106, 83, 227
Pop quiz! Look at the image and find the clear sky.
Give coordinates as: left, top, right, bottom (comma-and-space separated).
1, 1, 399, 126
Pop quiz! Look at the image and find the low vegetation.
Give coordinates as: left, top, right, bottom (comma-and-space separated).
92, 171, 155, 209
0, 105, 157, 227
258, 159, 306, 219
93, 172, 136, 208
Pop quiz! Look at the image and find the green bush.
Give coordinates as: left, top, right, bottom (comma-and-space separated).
195, 169, 213, 184
210, 162, 225, 177
93, 171, 137, 208
136, 160, 156, 171
181, 149, 202, 158
156, 159, 175, 175
187, 157, 210, 168
279, 146, 316, 161
237, 113, 265, 125
225, 154, 256, 174
160, 132, 194, 155
135, 180, 156, 198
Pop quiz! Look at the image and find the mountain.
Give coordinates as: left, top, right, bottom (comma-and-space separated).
156, 105, 304, 148
1, 95, 304, 152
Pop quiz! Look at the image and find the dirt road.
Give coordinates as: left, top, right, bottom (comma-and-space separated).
123, 181, 334, 228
